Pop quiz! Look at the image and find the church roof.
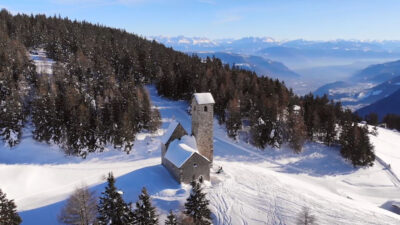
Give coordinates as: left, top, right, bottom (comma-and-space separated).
193, 93, 215, 105
161, 121, 179, 144
165, 135, 205, 168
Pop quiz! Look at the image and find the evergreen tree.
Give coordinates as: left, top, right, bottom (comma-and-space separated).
97, 173, 134, 225
226, 98, 241, 139
165, 210, 177, 225
383, 114, 400, 131
287, 109, 306, 153
0, 189, 22, 225
365, 113, 379, 126
133, 187, 158, 225
340, 123, 375, 167
184, 181, 211, 225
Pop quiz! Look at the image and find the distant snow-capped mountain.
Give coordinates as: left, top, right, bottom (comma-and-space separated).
150, 36, 400, 55
149, 36, 280, 53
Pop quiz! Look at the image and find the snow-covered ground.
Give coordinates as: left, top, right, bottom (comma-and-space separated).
1, 84, 400, 224
29, 49, 55, 75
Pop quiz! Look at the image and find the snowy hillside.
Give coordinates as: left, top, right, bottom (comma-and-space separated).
1, 86, 400, 224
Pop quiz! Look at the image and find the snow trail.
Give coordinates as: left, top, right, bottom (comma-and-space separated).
0, 85, 399, 224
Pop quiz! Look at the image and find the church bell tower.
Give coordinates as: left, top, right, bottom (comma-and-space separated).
191, 93, 215, 163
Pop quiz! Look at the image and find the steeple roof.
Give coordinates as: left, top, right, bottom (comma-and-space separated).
193, 93, 215, 105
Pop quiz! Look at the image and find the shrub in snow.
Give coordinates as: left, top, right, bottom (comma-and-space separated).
296, 207, 317, 225
58, 186, 98, 225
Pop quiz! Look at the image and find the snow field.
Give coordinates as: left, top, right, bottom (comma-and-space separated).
0, 85, 400, 224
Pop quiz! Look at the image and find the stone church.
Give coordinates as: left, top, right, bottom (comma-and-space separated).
161, 93, 215, 183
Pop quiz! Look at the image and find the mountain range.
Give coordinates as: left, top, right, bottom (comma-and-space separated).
151, 36, 400, 57
356, 88, 400, 120
314, 60, 400, 114
192, 52, 300, 80
153, 36, 400, 116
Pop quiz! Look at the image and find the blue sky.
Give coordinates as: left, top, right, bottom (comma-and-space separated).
2, 0, 400, 40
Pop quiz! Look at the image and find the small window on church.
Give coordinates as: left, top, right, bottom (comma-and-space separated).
204, 106, 208, 112
193, 163, 198, 168
194, 106, 196, 111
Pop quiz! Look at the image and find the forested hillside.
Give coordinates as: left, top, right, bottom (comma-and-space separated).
0, 9, 374, 166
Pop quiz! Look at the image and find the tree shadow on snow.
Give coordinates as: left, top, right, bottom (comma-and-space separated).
380, 201, 400, 215
20, 165, 184, 225
274, 142, 358, 177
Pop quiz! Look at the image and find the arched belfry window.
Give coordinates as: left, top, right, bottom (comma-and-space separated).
204, 106, 208, 112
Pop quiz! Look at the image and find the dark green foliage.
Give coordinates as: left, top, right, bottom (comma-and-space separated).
97, 173, 134, 225
365, 113, 379, 126
287, 109, 307, 153
383, 114, 400, 131
133, 187, 158, 225
0, 27, 35, 147
226, 98, 241, 139
0, 189, 22, 225
165, 211, 177, 225
0, 9, 160, 156
184, 181, 211, 225
302, 94, 340, 146
340, 123, 375, 167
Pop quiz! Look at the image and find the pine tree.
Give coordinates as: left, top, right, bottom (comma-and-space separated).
184, 181, 211, 225
365, 113, 379, 126
97, 173, 134, 225
288, 109, 306, 153
133, 187, 158, 225
226, 98, 241, 139
165, 210, 177, 225
340, 123, 375, 167
58, 186, 98, 225
0, 189, 22, 225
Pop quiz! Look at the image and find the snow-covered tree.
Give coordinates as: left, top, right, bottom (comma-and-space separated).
296, 207, 317, 225
97, 173, 134, 225
133, 187, 158, 225
184, 181, 211, 225
165, 210, 177, 225
0, 189, 22, 225
58, 186, 98, 225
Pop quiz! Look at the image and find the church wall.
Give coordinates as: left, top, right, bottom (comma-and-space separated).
162, 157, 181, 183
180, 153, 210, 183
